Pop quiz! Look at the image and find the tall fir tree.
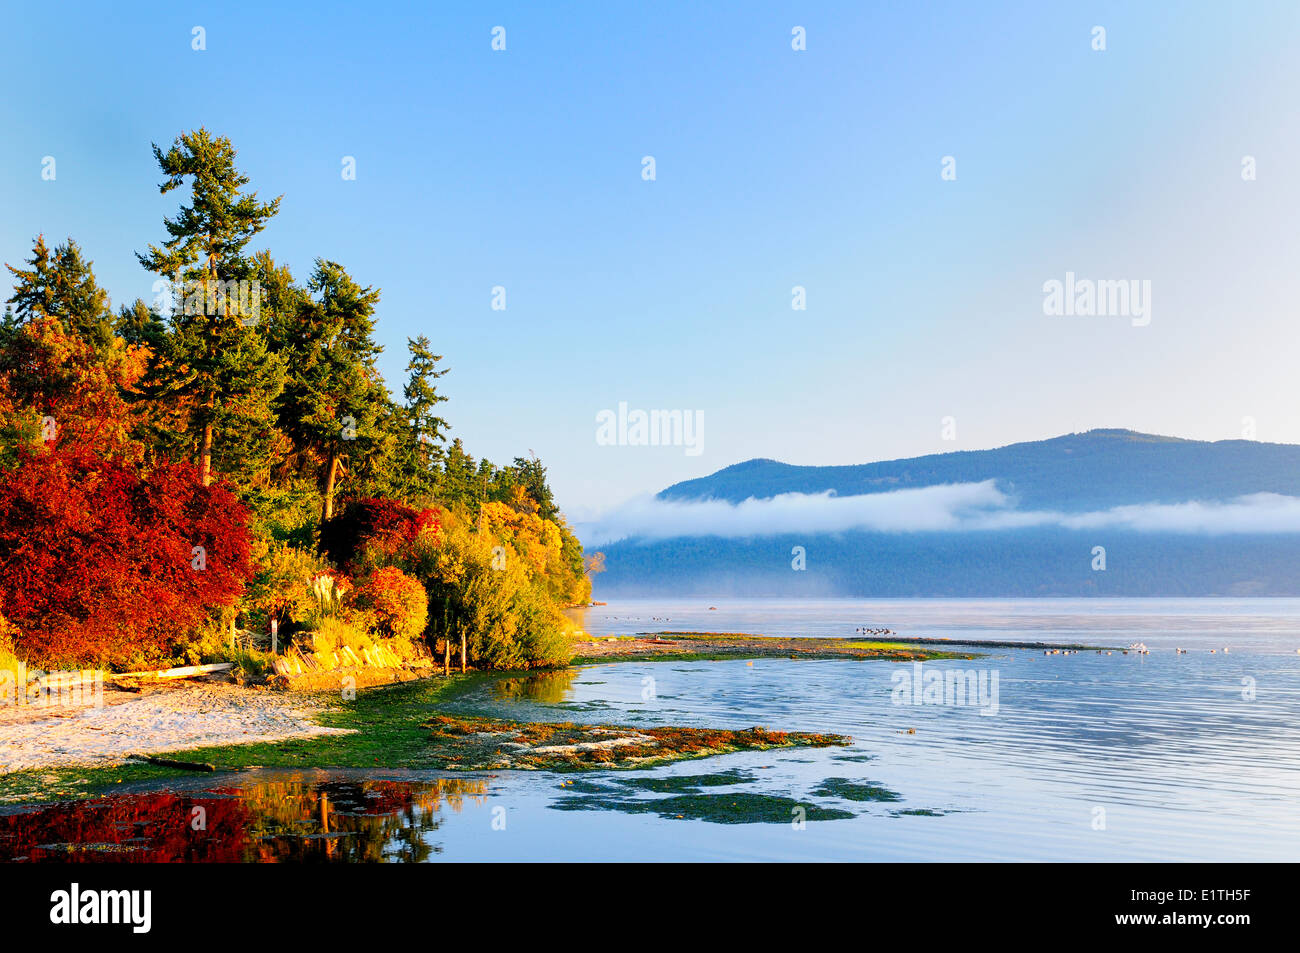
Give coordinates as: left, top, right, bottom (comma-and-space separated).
136, 128, 285, 486
272, 259, 385, 524
440, 437, 479, 507
402, 334, 450, 490
510, 453, 559, 522
2, 235, 140, 454
114, 298, 165, 349
5, 235, 115, 350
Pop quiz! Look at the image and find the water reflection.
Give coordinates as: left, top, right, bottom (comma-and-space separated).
491, 669, 579, 703
0, 775, 488, 863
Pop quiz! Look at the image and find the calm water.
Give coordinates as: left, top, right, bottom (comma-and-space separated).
4, 598, 1299, 861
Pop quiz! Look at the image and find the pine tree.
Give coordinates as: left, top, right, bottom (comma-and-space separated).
114, 298, 165, 348
5, 235, 115, 349
510, 453, 558, 521
402, 335, 450, 481
135, 129, 285, 486
272, 259, 385, 524
440, 438, 479, 507
347, 396, 413, 501
2, 236, 133, 450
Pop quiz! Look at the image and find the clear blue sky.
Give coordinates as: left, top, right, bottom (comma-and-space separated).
4, 2, 1299, 516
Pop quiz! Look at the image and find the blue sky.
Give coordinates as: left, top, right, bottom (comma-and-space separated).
4, 2, 1300, 516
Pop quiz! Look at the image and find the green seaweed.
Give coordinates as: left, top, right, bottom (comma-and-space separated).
612, 768, 756, 793
550, 791, 854, 824
891, 808, 950, 817
812, 777, 903, 802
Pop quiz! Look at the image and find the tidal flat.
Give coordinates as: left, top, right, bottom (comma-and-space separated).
0, 630, 972, 804
0, 648, 856, 804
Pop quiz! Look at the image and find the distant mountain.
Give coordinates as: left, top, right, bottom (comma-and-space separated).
594, 430, 1300, 597
658, 430, 1300, 512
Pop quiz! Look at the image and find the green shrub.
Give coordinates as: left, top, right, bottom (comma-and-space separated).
405, 518, 570, 669
244, 543, 345, 632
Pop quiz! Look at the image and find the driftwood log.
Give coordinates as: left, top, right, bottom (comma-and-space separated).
131, 754, 217, 772
114, 662, 233, 681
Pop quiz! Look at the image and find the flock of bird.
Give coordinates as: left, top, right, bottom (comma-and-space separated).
855, 626, 896, 636
1045, 644, 1232, 656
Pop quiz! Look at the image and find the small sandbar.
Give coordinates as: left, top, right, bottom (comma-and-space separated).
571, 631, 979, 664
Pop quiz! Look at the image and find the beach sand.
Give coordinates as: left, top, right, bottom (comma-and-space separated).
0, 680, 350, 773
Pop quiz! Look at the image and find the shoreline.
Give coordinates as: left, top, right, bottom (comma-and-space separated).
0, 659, 842, 804
0, 631, 1095, 806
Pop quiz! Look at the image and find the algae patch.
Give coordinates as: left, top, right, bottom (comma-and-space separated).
891, 808, 953, 817
550, 787, 854, 824
423, 714, 850, 771
612, 767, 756, 793
812, 777, 903, 802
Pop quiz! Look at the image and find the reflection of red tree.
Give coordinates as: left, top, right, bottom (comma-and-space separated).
0, 778, 487, 863
0, 792, 256, 862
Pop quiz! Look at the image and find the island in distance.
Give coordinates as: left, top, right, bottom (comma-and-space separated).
586, 430, 1300, 597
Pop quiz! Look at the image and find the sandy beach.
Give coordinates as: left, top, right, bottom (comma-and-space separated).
0, 680, 350, 774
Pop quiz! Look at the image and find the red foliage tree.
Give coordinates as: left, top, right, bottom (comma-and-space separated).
0, 315, 147, 465
0, 445, 253, 668
318, 496, 441, 572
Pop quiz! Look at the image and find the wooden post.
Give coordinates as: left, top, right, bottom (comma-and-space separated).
443, 633, 450, 676
230, 617, 236, 652
460, 630, 466, 673
441, 602, 449, 670
271, 617, 279, 654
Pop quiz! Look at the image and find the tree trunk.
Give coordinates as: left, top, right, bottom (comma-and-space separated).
460, 631, 466, 673
200, 421, 214, 487
321, 453, 340, 524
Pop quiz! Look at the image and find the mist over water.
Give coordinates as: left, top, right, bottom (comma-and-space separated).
578, 488, 1300, 546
